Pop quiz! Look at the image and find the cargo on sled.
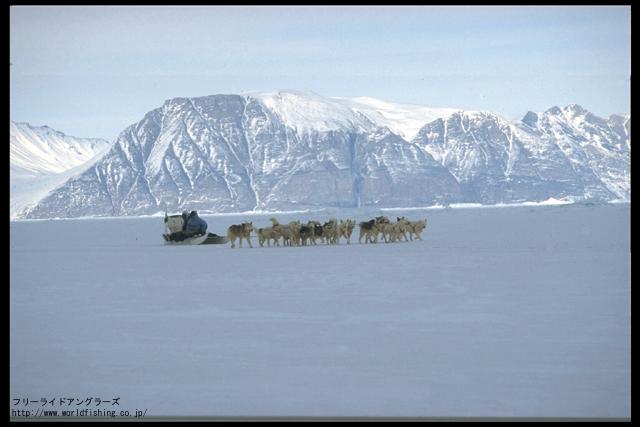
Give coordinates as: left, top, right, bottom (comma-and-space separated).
163, 210, 227, 245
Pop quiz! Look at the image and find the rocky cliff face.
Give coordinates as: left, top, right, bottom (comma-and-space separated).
412, 105, 630, 204
516, 105, 630, 201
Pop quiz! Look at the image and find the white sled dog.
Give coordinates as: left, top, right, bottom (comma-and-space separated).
227, 222, 254, 248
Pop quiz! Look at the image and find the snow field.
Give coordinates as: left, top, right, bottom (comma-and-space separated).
10, 204, 630, 418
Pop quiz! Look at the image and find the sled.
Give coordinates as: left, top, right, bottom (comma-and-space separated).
163, 211, 227, 245
163, 232, 228, 245
201, 233, 227, 244
164, 233, 209, 245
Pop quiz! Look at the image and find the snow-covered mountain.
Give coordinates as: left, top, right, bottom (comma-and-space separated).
516, 105, 630, 200
10, 121, 111, 217
10, 121, 111, 176
17, 92, 630, 219
412, 105, 630, 204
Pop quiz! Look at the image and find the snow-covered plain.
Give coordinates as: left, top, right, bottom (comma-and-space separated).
10, 203, 630, 418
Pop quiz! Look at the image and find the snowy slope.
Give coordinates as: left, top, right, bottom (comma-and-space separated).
332, 96, 459, 141
11, 162, 107, 219
10, 121, 110, 175
10, 121, 111, 217
246, 91, 459, 141
245, 90, 377, 135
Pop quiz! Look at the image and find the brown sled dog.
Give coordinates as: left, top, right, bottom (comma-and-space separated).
227, 222, 254, 248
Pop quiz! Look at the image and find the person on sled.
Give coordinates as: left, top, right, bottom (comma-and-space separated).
184, 210, 208, 236
164, 210, 208, 242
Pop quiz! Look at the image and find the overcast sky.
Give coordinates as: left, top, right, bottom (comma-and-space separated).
10, 5, 630, 141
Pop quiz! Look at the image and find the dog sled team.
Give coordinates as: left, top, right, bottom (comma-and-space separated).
226, 216, 427, 248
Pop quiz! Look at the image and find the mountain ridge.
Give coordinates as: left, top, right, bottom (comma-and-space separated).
10, 121, 112, 217
12, 92, 629, 218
